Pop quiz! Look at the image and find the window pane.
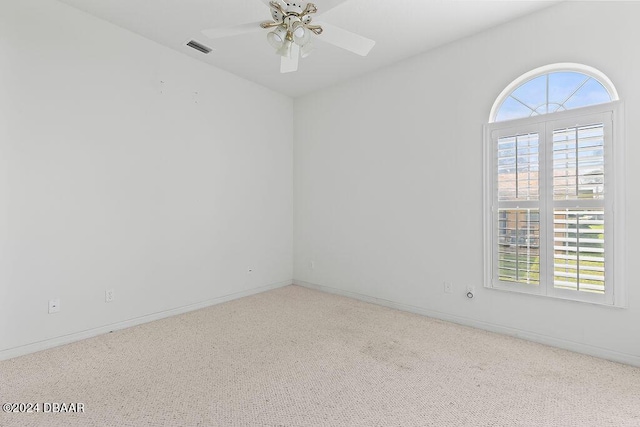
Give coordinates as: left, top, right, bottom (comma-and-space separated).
511, 75, 547, 114
563, 78, 612, 110
498, 209, 540, 285
553, 209, 605, 294
497, 133, 539, 201
495, 97, 534, 122
553, 124, 604, 200
548, 72, 590, 110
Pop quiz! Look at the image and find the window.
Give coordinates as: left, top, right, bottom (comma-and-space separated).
483, 64, 626, 306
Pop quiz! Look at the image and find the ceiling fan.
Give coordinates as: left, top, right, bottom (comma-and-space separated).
201, 0, 376, 73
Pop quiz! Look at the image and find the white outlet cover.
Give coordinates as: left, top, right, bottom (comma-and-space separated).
105, 289, 114, 302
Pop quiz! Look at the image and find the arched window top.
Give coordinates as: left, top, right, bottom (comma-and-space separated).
490, 63, 618, 123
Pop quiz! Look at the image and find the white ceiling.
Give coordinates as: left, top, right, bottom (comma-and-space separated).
56, 0, 559, 98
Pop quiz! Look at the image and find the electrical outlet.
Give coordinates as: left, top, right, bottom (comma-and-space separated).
105, 289, 114, 303
48, 298, 60, 314
444, 282, 453, 294
310, 260, 315, 270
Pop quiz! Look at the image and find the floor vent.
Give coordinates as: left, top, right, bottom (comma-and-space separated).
186, 40, 212, 54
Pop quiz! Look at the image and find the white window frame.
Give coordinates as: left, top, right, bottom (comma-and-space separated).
483, 101, 626, 307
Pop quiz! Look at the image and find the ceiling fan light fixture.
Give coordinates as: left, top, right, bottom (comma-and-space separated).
276, 38, 293, 58
293, 27, 304, 39
291, 21, 309, 44
294, 28, 311, 46
202, 0, 375, 74
267, 25, 288, 49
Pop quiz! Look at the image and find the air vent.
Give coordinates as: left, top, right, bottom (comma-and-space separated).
186, 40, 212, 54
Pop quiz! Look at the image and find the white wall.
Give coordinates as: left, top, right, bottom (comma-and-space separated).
0, 0, 293, 357
294, 1, 640, 366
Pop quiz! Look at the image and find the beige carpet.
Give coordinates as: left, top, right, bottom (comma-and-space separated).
1, 285, 639, 427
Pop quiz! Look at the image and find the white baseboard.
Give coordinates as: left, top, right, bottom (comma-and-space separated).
0, 280, 292, 361
294, 280, 640, 368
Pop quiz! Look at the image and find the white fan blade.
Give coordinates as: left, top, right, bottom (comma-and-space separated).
281, 44, 300, 73
315, 22, 375, 56
202, 21, 264, 39
258, 0, 287, 8
313, 0, 345, 15
258, 0, 343, 16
